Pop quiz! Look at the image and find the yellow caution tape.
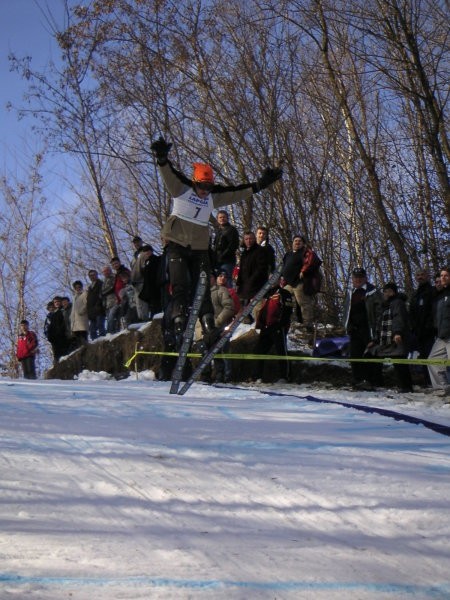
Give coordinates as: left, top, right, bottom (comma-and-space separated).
124, 350, 450, 369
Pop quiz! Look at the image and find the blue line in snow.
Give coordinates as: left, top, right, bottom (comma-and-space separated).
221, 385, 450, 438
0, 574, 449, 596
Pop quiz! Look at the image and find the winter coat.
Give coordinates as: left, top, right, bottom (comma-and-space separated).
87, 279, 105, 320
434, 286, 450, 340
213, 223, 240, 266
16, 330, 38, 360
101, 275, 116, 311
408, 282, 436, 342
256, 286, 294, 332
259, 241, 276, 274
158, 160, 256, 251
372, 294, 411, 357
70, 291, 89, 333
236, 244, 270, 300
282, 249, 304, 286
211, 284, 236, 328
139, 254, 162, 312
130, 251, 147, 287
282, 247, 322, 295
345, 283, 383, 342
45, 309, 67, 344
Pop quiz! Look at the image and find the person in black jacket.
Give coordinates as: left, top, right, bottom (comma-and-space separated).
236, 231, 270, 302
212, 210, 240, 281
428, 267, 450, 393
408, 268, 436, 385
86, 269, 106, 340
368, 282, 413, 393
45, 296, 70, 364
344, 267, 383, 390
139, 246, 162, 319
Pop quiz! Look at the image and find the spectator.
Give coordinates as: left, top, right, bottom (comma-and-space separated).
139, 245, 163, 319
236, 231, 270, 321
130, 235, 144, 266
281, 235, 322, 331
131, 244, 157, 321
16, 319, 38, 379
368, 282, 413, 393
210, 271, 237, 383
45, 296, 70, 363
43, 301, 55, 342
86, 269, 106, 340
101, 266, 117, 333
61, 296, 73, 348
408, 268, 436, 385
344, 267, 383, 390
70, 280, 89, 348
427, 267, 450, 394
150, 135, 282, 349
108, 257, 127, 334
212, 210, 240, 280
256, 226, 276, 273
118, 269, 139, 328
251, 279, 294, 383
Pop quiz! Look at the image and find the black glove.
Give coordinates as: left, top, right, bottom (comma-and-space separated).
252, 166, 283, 192
150, 136, 172, 164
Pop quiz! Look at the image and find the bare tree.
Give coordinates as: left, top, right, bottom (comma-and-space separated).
0, 154, 52, 377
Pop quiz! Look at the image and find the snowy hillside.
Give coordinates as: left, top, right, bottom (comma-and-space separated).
1, 375, 449, 600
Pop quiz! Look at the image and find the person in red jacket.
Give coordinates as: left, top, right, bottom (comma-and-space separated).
16, 320, 38, 379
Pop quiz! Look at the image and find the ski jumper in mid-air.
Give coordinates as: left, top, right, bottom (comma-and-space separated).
151, 136, 282, 347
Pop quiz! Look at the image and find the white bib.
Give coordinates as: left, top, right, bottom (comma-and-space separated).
171, 189, 213, 225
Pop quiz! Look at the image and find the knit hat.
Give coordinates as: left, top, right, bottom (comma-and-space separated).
192, 163, 214, 184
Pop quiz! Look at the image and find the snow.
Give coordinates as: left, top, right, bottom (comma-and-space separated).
1, 375, 450, 600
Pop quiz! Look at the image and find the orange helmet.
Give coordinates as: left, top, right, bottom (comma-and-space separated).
192, 162, 214, 184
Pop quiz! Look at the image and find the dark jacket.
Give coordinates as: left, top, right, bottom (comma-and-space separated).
213, 223, 240, 266
236, 244, 269, 300
282, 249, 304, 286
139, 254, 162, 313
434, 286, 450, 340
256, 286, 294, 332
374, 294, 411, 357
408, 282, 436, 342
346, 283, 383, 342
45, 309, 68, 344
87, 279, 105, 320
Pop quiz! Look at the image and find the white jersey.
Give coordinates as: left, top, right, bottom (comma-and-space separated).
171, 188, 213, 226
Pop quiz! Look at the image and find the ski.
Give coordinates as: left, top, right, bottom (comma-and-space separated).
169, 270, 208, 394
177, 265, 283, 395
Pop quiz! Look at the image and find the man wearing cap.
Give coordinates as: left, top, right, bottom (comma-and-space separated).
150, 136, 282, 348
345, 267, 383, 390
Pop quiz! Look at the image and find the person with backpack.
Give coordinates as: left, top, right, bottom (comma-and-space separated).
250, 279, 294, 383
16, 320, 38, 379
281, 235, 322, 332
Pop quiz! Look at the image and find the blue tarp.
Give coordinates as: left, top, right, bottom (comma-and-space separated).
312, 335, 350, 358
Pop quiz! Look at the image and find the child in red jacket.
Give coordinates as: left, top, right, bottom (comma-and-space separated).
16, 320, 38, 379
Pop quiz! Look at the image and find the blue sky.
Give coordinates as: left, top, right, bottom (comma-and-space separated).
0, 0, 67, 173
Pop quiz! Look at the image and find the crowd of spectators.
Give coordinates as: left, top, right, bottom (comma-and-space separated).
17, 216, 449, 395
